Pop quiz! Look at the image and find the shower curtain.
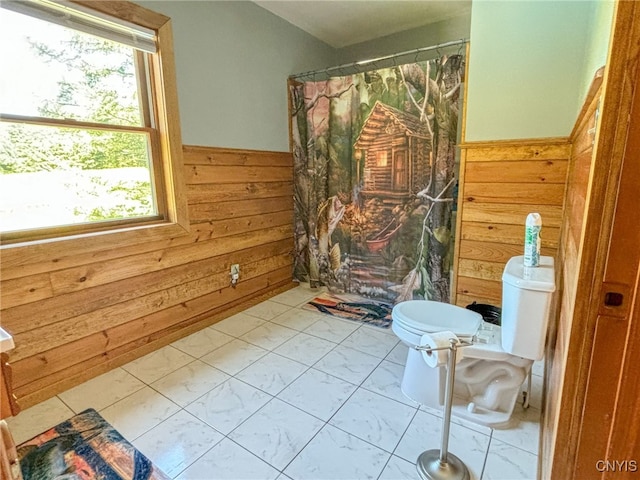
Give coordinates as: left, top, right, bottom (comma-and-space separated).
289, 54, 465, 303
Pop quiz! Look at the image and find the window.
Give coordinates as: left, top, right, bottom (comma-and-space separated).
0, 1, 188, 244
375, 150, 388, 167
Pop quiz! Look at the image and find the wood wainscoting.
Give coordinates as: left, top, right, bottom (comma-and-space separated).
0, 146, 296, 409
542, 69, 603, 479
453, 138, 570, 307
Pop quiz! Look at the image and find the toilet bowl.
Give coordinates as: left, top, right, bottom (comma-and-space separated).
391, 255, 556, 428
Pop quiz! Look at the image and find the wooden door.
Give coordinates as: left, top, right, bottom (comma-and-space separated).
393, 150, 409, 190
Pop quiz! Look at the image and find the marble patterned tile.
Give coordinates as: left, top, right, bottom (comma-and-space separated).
133, 410, 224, 478
329, 388, 416, 453
185, 377, 272, 435
121, 345, 195, 384
210, 312, 266, 337
58, 367, 145, 413
341, 327, 399, 358
359, 322, 397, 337
491, 405, 541, 454
284, 424, 390, 480
270, 308, 326, 331
236, 352, 308, 395
395, 410, 490, 479
229, 398, 323, 470
243, 300, 292, 320
171, 327, 234, 358
150, 360, 230, 407
274, 332, 336, 366
303, 316, 359, 343
6, 396, 74, 444
277, 368, 357, 421
200, 338, 267, 375
378, 455, 421, 480
361, 360, 419, 407
482, 439, 538, 480
99, 386, 180, 441
269, 286, 320, 307
417, 404, 493, 436
313, 345, 381, 385
385, 343, 409, 366
175, 438, 279, 480
240, 322, 299, 350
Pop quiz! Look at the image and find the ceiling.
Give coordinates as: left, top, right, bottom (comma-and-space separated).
254, 1, 472, 49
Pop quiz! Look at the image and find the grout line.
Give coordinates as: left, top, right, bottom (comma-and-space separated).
54, 394, 76, 414
479, 430, 493, 480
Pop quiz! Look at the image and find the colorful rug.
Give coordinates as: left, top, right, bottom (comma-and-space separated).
304, 292, 393, 329
17, 409, 169, 480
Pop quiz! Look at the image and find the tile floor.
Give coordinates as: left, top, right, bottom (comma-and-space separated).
7, 285, 542, 480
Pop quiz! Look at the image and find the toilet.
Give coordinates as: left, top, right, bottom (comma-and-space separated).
391, 255, 555, 428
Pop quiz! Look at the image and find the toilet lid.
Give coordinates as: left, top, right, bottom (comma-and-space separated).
392, 300, 482, 336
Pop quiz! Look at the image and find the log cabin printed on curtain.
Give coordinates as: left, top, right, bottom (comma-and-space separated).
290, 55, 465, 302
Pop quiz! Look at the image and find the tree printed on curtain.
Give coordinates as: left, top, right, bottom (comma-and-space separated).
290, 55, 464, 303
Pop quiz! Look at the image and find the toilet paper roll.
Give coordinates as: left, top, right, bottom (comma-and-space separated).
419, 331, 460, 368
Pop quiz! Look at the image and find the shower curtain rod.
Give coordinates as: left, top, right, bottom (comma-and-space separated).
290, 38, 468, 80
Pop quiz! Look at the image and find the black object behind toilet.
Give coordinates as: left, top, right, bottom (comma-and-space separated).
465, 302, 501, 326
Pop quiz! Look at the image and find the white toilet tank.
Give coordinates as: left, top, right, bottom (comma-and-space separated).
501, 255, 556, 361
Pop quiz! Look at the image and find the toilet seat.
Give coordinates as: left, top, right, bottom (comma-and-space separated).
392, 300, 482, 337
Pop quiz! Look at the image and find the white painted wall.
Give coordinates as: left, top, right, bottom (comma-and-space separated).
142, 1, 335, 152
335, 15, 471, 65
142, 1, 612, 148
578, 1, 615, 104
465, 1, 601, 141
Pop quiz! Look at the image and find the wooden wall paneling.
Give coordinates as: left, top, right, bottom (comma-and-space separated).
188, 196, 291, 222
12, 257, 292, 393
463, 183, 565, 205
10, 244, 293, 363
461, 203, 563, 227
455, 140, 570, 162
187, 182, 293, 204
454, 139, 570, 306
46, 224, 292, 295
464, 160, 568, 184
17, 271, 294, 409
540, 58, 609, 476
1, 236, 292, 335
461, 222, 560, 249
0, 145, 297, 408
0, 274, 53, 310
456, 276, 502, 302
182, 146, 294, 166
0, 208, 292, 282
572, 36, 640, 476
185, 165, 292, 184
458, 239, 554, 264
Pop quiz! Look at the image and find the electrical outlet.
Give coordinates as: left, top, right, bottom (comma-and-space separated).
230, 264, 240, 277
